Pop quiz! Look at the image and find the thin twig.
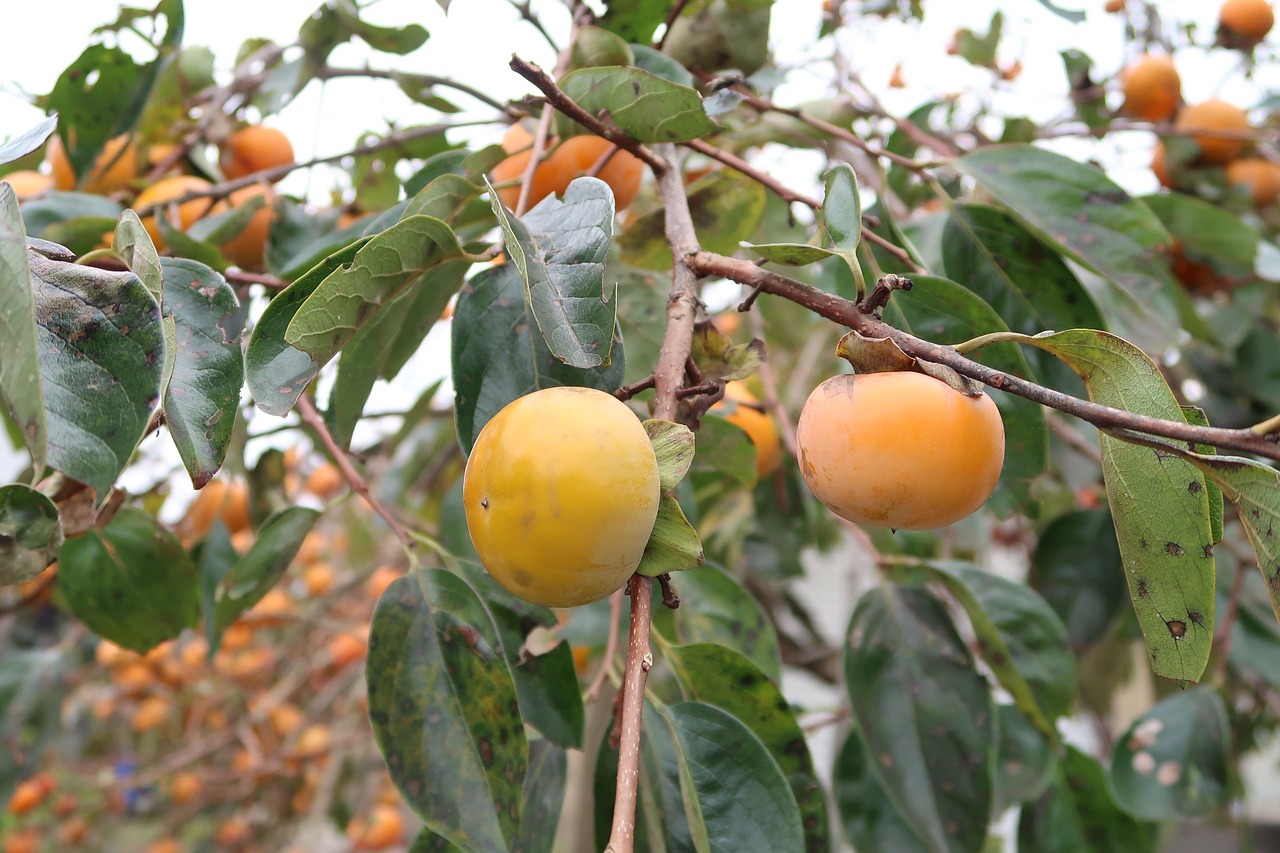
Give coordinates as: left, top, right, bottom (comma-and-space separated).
690, 252, 1280, 462
509, 56, 668, 174
614, 375, 656, 401
607, 574, 654, 853
319, 65, 513, 114
586, 589, 624, 703
295, 395, 414, 550
507, 0, 560, 52
654, 0, 693, 49
683, 138, 821, 207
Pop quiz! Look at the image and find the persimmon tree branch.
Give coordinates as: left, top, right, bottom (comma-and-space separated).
318, 65, 514, 114
295, 395, 414, 550
691, 251, 1280, 461
508, 56, 668, 174
607, 142, 697, 853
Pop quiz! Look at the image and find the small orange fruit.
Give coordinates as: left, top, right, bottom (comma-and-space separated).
220, 126, 294, 182
328, 632, 367, 668
365, 566, 401, 600
348, 804, 406, 850
303, 463, 344, 500
302, 562, 335, 596
218, 184, 275, 270
3, 828, 39, 853
132, 695, 172, 733
59, 816, 90, 845
268, 703, 306, 737
490, 123, 644, 212
711, 381, 783, 478
134, 174, 219, 251
214, 815, 252, 846
1120, 53, 1181, 123
1174, 99, 1251, 163
7, 777, 48, 815
48, 134, 139, 194
169, 770, 203, 805
1225, 157, 1280, 206
4, 170, 53, 201
293, 724, 332, 758
143, 839, 183, 853
796, 371, 1005, 530
1219, 0, 1274, 46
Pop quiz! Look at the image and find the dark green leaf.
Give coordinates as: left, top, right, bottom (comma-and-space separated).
615, 264, 670, 385
667, 563, 782, 682
835, 730, 929, 853
635, 494, 703, 577
1019, 747, 1155, 853
451, 263, 624, 455
160, 258, 243, 488
0, 484, 62, 586
213, 507, 320, 631
335, 0, 428, 54
1143, 192, 1258, 273
0, 649, 69, 805
195, 520, 237, 655
513, 741, 567, 852
58, 508, 199, 653
598, 0, 673, 43
1031, 509, 1126, 648
993, 704, 1056, 813
367, 573, 527, 850
621, 169, 766, 269
556, 67, 718, 143
489, 177, 617, 369
0, 186, 46, 470
18, 191, 123, 237
629, 44, 694, 87
692, 415, 758, 487
1109, 686, 1229, 820
844, 585, 995, 852
46, 46, 144, 179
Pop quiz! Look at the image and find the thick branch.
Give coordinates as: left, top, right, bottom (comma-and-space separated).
508, 56, 668, 174
690, 252, 1280, 462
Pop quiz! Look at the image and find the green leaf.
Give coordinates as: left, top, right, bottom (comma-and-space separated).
514, 741, 567, 853
335, 0, 428, 54
0, 117, 57, 168
488, 177, 618, 369
137, 46, 215, 144
213, 507, 320, 632
0, 186, 46, 471
1008, 330, 1215, 682
621, 169, 766, 269
955, 145, 1180, 352
743, 242, 838, 266
692, 415, 758, 487
160, 258, 243, 488
555, 67, 719, 143
1019, 747, 1155, 853
635, 494, 703, 577
1143, 192, 1259, 274
884, 274, 1047, 515
572, 26, 635, 69
1109, 686, 1229, 821
367, 572, 527, 850
114, 210, 164, 307
629, 44, 694, 87
645, 419, 695, 493
993, 704, 1056, 813
835, 730, 930, 853
615, 265, 669, 385
18, 192, 123, 238
451, 263, 624, 455
0, 648, 69, 806
57, 508, 199, 653
598, 0, 673, 43
662, 0, 772, 76
665, 563, 781, 681
195, 520, 237, 655
45, 46, 144, 180
664, 643, 830, 851
329, 260, 467, 448
953, 11, 1002, 68
30, 252, 164, 498
1031, 509, 1126, 648
656, 701, 805, 852
819, 163, 864, 293
0, 484, 62, 586
844, 585, 995, 853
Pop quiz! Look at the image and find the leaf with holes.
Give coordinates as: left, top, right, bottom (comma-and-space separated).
489, 176, 617, 369
0, 484, 62, 586
367, 572, 526, 850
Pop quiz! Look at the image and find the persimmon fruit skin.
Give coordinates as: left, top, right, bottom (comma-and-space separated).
134, 175, 219, 251
1120, 53, 1181, 123
1225, 157, 1280, 207
796, 371, 1005, 530
48, 134, 139, 194
1219, 0, 1274, 45
4, 170, 53, 201
1174, 99, 1251, 164
463, 386, 661, 607
220, 126, 294, 182
712, 381, 782, 479
490, 123, 644, 212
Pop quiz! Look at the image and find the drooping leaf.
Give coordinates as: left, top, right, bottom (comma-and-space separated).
160, 258, 243, 488
488, 177, 617, 369
451, 263, 624, 455
335, 0, 429, 54
664, 642, 830, 851
955, 145, 1180, 351
634, 494, 703, 577
46, 46, 145, 180
1109, 686, 1229, 821
555, 67, 719, 143
213, 507, 321, 632
1008, 330, 1215, 682
844, 584, 995, 853
367, 573, 527, 850
114, 210, 163, 306
0, 484, 62, 586
0, 186, 46, 471
57, 508, 199, 653
30, 252, 163, 499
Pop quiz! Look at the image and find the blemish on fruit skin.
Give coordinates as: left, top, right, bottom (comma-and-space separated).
480, 497, 488, 509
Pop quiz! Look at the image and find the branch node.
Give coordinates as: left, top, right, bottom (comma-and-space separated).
857, 274, 914, 315
657, 573, 681, 609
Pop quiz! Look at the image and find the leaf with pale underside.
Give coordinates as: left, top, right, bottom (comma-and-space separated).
113, 210, 163, 307
0, 116, 57, 167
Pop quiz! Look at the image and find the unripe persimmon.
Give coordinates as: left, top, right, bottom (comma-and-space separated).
3, 829, 39, 853
4, 170, 53, 201
463, 387, 661, 607
1219, 0, 1274, 46
1225, 157, 1280, 206
490, 123, 644, 212
1120, 53, 1181, 123
220, 126, 294, 182
134, 175, 219, 251
796, 371, 1005, 530
711, 381, 782, 478
48, 134, 139, 194
1174, 99, 1251, 163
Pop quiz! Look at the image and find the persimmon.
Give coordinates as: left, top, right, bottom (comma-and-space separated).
1174, 99, 1251, 163
3, 829, 39, 853
711, 381, 783, 478
268, 703, 306, 737
59, 815, 90, 845
1120, 53, 1181, 122
218, 184, 274, 270
112, 660, 156, 695
796, 371, 1005, 530
169, 770, 203, 804
7, 777, 48, 815
132, 695, 172, 733
1151, 141, 1174, 188
490, 123, 644, 212
463, 386, 661, 607
1219, 0, 1274, 46
219, 126, 294, 182
134, 174, 219, 251
48, 134, 139, 194
292, 724, 332, 758
214, 815, 252, 846
347, 804, 405, 850
365, 565, 401, 600
4, 170, 53, 201
304, 463, 344, 499
143, 839, 183, 853
328, 632, 367, 668
302, 561, 335, 596
1226, 157, 1280, 206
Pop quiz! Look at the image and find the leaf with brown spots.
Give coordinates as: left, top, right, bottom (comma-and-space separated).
367, 572, 526, 851
1019, 747, 1155, 853
834, 730, 930, 853
1108, 686, 1229, 820
663, 564, 782, 682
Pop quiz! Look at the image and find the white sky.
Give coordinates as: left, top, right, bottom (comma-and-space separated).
1, 0, 1276, 489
